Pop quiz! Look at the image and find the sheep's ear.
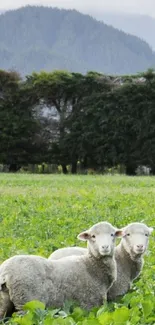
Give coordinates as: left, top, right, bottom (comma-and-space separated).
115, 228, 125, 237
77, 231, 91, 241
149, 227, 154, 234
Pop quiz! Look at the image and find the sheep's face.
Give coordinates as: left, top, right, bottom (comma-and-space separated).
77, 222, 122, 258
121, 223, 153, 258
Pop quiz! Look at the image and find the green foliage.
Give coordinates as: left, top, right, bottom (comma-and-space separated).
0, 6, 155, 75
1, 68, 155, 174
0, 174, 155, 324
0, 70, 40, 168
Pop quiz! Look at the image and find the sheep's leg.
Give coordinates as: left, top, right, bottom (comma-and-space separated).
0, 285, 14, 319
12, 292, 30, 315
11, 303, 25, 316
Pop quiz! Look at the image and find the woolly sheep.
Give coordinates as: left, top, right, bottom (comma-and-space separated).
49, 246, 87, 260
0, 221, 121, 318
108, 222, 153, 300
49, 222, 153, 300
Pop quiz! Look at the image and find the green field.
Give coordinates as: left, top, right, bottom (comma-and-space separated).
0, 174, 155, 324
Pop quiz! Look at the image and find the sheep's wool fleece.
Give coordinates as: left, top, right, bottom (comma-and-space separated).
49, 247, 87, 260
107, 243, 143, 300
0, 254, 116, 310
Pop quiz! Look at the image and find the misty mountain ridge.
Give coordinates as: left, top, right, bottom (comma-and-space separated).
0, 5, 155, 75
92, 11, 155, 50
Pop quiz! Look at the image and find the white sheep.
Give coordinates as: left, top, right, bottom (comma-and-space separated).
0, 222, 121, 318
49, 222, 153, 300
49, 246, 87, 260
108, 222, 153, 300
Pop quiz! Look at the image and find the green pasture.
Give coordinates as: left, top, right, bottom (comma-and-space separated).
0, 174, 155, 324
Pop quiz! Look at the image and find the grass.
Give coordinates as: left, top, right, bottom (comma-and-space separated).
0, 174, 155, 324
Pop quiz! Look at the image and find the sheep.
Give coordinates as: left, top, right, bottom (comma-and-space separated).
49, 246, 87, 260
48, 222, 153, 300
0, 221, 122, 318
108, 222, 153, 300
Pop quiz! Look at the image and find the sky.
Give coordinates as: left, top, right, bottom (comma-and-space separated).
1, 0, 155, 17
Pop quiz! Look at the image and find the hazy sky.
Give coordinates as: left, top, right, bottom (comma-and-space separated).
1, 0, 155, 17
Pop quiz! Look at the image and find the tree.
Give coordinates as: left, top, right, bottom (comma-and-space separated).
106, 73, 155, 175
29, 71, 110, 173
0, 70, 39, 171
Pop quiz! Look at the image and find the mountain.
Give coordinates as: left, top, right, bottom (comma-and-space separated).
93, 11, 155, 50
0, 6, 155, 75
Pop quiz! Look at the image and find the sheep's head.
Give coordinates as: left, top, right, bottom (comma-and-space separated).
120, 222, 153, 260
77, 221, 122, 258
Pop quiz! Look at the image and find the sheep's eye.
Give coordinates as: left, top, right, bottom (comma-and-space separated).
127, 233, 130, 236
145, 233, 149, 237
111, 233, 114, 237
92, 235, 96, 239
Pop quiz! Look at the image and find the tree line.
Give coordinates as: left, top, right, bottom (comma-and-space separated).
0, 69, 155, 175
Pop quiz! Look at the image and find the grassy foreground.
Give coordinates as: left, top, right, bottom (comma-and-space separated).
0, 174, 155, 324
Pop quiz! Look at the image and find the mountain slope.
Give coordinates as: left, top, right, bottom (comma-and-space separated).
0, 6, 155, 75
94, 11, 155, 50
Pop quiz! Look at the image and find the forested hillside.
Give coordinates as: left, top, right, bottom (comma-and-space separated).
95, 12, 155, 50
0, 6, 155, 75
